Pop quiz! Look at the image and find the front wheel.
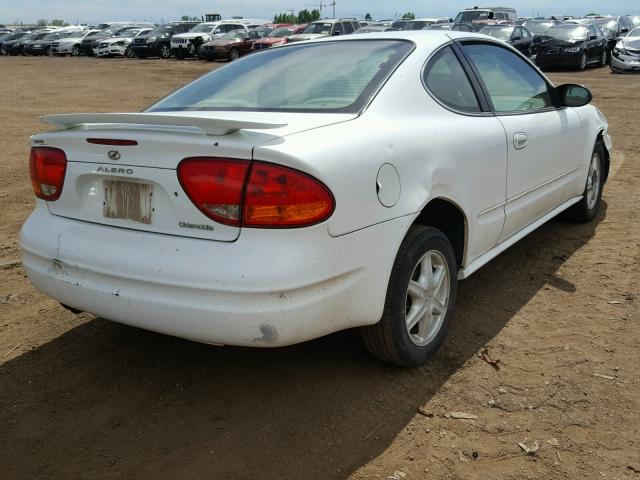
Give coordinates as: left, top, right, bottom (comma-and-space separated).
159, 44, 171, 59
578, 52, 587, 70
563, 142, 605, 222
600, 50, 607, 66
229, 48, 239, 61
125, 47, 135, 58
361, 226, 458, 367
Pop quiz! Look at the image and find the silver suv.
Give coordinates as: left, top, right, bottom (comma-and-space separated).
288, 18, 360, 42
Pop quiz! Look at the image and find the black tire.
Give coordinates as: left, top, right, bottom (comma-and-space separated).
125, 47, 135, 58
71, 45, 80, 56
563, 142, 605, 222
229, 48, 239, 61
158, 44, 171, 59
45, 46, 52, 57
600, 50, 607, 66
361, 226, 458, 367
578, 52, 587, 70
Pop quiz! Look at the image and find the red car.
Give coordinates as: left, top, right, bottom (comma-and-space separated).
252, 24, 308, 50
200, 30, 265, 61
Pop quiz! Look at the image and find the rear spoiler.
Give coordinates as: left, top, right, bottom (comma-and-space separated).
41, 113, 288, 136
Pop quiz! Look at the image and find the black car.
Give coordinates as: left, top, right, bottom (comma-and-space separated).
23, 31, 70, 56
4, 31, 48, 55
535, 24, 607, 70
80, 26, 143, 56
130, 21, 200, 58
0, 31, 29, 54
479, 25, 534, 56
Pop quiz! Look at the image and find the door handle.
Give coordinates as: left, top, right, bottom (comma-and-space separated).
513, 132, 528, 150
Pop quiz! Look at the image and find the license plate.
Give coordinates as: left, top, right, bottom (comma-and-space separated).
103, 180, 153, 224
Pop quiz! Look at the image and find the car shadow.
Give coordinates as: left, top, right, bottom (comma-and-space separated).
0, 203, 606, 479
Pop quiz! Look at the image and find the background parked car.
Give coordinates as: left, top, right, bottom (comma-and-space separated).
403, 18, 450, 30
425, 22, 475, 32
288, 18, 360, 42
535, 24, 607, 70
251, 25, 307, 49
611, 25, 640, 73
0, 31, 29, 54
588, 16, 636, 62
453, 6, 518, 27
130, 21, 200, 59
171, 21, 250, 59
24, 31, 74, 56
4, 31, 48, 55
52, 30, 100, 56
200, 29, 265, 61
355, 25, 398, 33
479, 25, 534, 56
80, 25, 149, 56
95, 28, 152, 57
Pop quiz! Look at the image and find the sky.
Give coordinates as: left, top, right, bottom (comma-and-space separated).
1, 0, 637, 25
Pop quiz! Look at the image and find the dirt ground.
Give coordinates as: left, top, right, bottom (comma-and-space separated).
0, 56, 638, 480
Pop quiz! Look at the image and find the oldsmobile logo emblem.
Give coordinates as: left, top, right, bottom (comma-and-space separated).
107, 150, 121, 161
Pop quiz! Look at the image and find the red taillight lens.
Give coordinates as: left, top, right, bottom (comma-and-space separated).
29, 147, 67, 201
177, 158, 334, 228
243, 162, 334, 227
177, 157, 250, 226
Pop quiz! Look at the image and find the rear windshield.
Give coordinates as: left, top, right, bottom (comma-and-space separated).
304, 22, 333, 34
148, 40, 413, 113
455, 10, 492, 22
523, 22, 554, 35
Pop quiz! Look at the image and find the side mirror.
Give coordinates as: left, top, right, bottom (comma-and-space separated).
557, 84, 592, 107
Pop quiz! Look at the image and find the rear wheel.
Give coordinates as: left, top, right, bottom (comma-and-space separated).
564, 142, 604, 222
159, 44, 171, 59
125, 47, 135, 58
71, 45, 80, 56
229, 48, 239, 61
361, 226, 457, 367
45, 47, 53, 57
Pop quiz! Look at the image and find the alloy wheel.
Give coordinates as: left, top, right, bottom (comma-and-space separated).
405, 250, 450, 347
160, 45, 170, 58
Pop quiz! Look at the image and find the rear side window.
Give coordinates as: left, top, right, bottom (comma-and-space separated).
423, 46, 480, 113
343, 22, 354, 34
462, 43, 553, 112
333, 23, 344, 35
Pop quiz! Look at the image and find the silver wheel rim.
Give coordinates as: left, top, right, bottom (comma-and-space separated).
581, 54, 586, 69
160, 45, 169, 57
586, 152, 601, 210
405, 250, 450, 347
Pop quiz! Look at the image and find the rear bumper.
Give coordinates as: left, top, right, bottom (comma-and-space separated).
20, 206, 410, 347
610, 53, 640, 73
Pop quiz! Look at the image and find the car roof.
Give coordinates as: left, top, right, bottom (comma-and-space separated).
303, 29, 491, 47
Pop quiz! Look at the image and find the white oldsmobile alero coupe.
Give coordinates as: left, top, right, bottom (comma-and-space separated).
21, 31, 612, 366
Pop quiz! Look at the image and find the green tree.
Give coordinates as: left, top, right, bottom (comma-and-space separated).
50, 19, 68, 27
401, 11, 416, 20
36, 18, 48, 26
296, 9, 312, 23
310, 9, 320, 21
365, 13, 373, 21
274, 13, 296, 23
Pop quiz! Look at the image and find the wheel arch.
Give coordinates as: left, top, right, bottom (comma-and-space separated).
410, 197, 468, 268
596, 129, 611, 183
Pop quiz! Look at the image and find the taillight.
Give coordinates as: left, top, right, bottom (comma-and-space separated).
177, 157, 250, 226
177, 158, 334, 228
29, 147, 67, 201
244, 162, 334, 227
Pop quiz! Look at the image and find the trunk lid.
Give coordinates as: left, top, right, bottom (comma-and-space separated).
33, 111, 355, 241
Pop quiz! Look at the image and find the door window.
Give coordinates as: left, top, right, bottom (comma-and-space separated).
343, 22, 354, 34
462, 43, 553, 112
333, 23, 344, 35
423, 46, 481, 113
